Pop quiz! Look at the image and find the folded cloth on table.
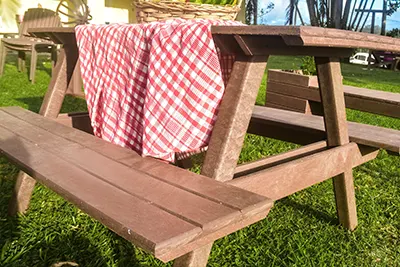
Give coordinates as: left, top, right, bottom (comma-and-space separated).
75, 19, 243, 162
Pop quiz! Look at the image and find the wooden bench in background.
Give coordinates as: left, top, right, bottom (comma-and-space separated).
256, 70, 399, 155
266, 69, 400, 118
249, 106, 400, 155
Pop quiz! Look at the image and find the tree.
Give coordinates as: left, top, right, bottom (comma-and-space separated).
387, 28, 400, 37
259, 3, 275, 24
245, 0, 274, 25
286, 0, 400, 32
0, 0, 21, 30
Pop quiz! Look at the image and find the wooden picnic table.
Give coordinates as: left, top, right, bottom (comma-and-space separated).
4, 25, 399, 266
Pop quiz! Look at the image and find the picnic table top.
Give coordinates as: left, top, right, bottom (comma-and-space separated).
28, 25, 400, 54
211, 26, 400, 53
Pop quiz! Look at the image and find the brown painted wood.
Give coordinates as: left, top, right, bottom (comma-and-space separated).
66, 60, 85, 98
266, 92, 310, 113
174, 55, 268, 267
161, 206, 270, 262
229, 143, 378, 200
0, 112, 242, 233
265, 102, 304, 113
211, 26, 400, 53
234, 141, 328, 177
8, 27, 81, 216
201, 56, 268, 182
316, 57, 356, 230
53, 113, 93, 135
0, 107, 272, 263
268, 69, 319, 87
270, 72, 400, 118
306, 86, 400, 118
268, 81, 322, 102
213, 34, 354, 57
250, 106, 400, 154
315, 58, 349, 145
248, 111, 326, 145
0, 124, 202, 258
0, 108, 271, 232
4, 107, 269, 213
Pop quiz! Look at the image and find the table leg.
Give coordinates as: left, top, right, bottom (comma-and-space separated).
66, 59, 85, 98
173, 56, 268, 267
315, 57, 357, 231
8, 47, 79, 215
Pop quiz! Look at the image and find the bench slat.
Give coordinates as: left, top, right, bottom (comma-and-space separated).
309, 85, 400, 118
268, 75, 400, 118
0, 110, 246, 233
0, 107, 273, 262
0, 125, 201, 255
3, 107, 268, 212
251, 106, 400, 154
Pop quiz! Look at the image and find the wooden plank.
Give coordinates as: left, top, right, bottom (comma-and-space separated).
53, 113, 93, 134
211, 26, 400, 53
215, 35, 355, 57
268, 69, 317, 87
344, 94, 400, 118
3, 107, 270, 212
234, 141, 328, 177
266, 92, 310, 112
9, 45, 78, 215
343, 85, 400, 105
308, 85, 400, 118
313, 56, 354, 230
174, 55, 268, 266
229, 143, 378, 200
268, 81, 321, 102
159, 204, 271, 262
0, 110, 248, 233
315, 57, 349, 146
0, 125, 202, 257
0, 108, 273, 262
265, 102, 302, 113
250, 106, 400, 154
201, 56, 268, 182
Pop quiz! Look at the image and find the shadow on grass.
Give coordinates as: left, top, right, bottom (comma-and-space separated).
279, 197, 338, 226
4, 52, 53, 79
16, 96, 88, 114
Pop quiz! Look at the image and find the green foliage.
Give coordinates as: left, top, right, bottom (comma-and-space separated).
245, 0, 274, 25
387, 28, 400, 38
1, 55, 400, 266
300, 56, 317, 76
387, 0, 400, 16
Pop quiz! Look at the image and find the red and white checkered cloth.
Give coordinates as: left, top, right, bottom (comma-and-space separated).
75, 19, 242, 162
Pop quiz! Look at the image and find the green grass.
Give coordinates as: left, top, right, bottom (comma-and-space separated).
0, 54, 399, 267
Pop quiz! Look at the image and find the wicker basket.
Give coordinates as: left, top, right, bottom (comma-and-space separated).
133, 0, 243, 23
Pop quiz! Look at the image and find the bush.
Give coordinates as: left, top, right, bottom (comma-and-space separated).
300, 56, 317, 76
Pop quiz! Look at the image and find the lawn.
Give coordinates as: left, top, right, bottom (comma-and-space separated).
0, 54, 399, 267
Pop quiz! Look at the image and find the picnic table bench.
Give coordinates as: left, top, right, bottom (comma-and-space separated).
266, 69, 400, 118
1, 25, 400, 266
0, 106, 273, 262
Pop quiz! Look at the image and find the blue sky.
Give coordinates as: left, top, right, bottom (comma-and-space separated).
259, 0, 400, 30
